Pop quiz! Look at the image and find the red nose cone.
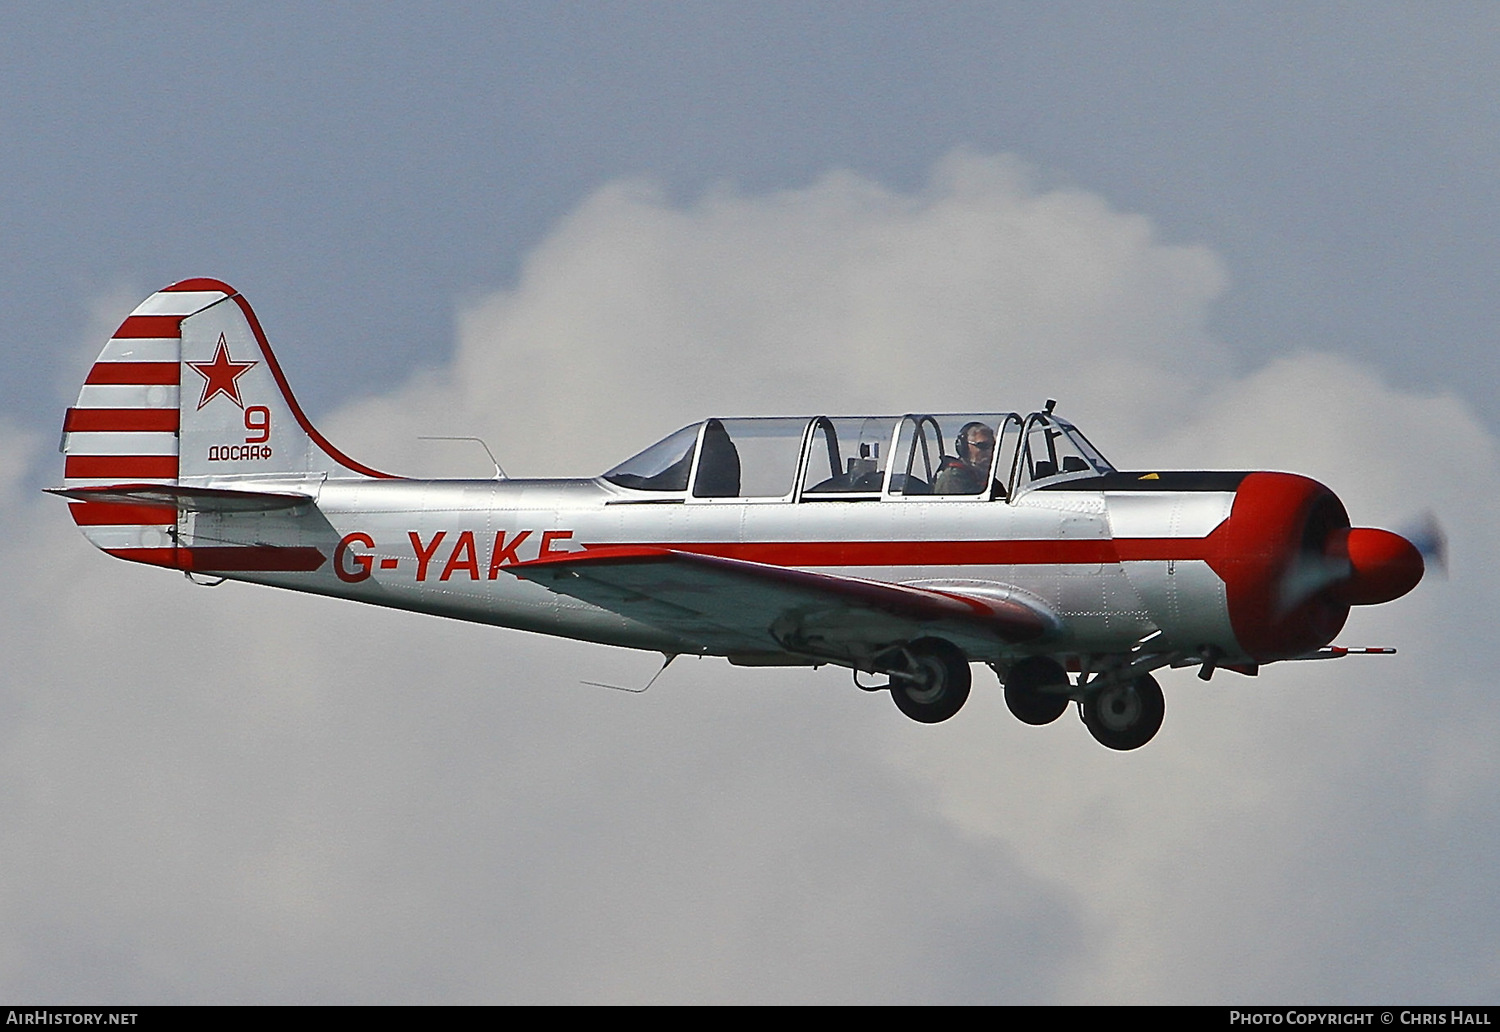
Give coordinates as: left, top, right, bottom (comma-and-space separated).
1337, 528, 1424, 605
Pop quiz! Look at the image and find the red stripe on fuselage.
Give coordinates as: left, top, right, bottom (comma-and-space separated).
103, 545, 326, 572
586, 537, 1211, 567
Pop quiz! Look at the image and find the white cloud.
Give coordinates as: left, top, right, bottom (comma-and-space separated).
328, 152, 1229, 477
7, 153, 1498, 1002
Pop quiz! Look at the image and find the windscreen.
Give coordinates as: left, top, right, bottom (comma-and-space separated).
1013, 414, 1114, 490
603, 423, 700, 491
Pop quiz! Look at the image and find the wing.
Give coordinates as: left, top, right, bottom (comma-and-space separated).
504, 545, 1059, 665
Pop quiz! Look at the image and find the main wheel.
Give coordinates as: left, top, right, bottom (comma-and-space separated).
1082, 673, 1165, 750
889, 638, 971, 724
1002, 656, 1071, 725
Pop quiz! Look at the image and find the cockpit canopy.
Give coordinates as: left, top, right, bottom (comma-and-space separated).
603, 410, 1113, 501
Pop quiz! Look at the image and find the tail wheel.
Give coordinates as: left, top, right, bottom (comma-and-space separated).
889, 638, 971, 724
1002, 656, 1071, 725
1082, 673, 1165, 751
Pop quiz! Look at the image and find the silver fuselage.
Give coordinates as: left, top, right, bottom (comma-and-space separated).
187, 474, 1239, 665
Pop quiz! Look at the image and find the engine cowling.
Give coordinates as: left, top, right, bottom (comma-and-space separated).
1203, 472, 1422, 661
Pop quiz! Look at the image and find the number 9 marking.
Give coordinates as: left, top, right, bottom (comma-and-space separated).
244, 405, 271, 444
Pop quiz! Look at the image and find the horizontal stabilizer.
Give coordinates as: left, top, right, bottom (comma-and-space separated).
47, 483, 314, 512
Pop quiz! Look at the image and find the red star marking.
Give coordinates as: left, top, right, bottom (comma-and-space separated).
188, 335, 257, 410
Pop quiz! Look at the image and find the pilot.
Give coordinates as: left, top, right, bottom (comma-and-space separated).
934, 422, 996, 495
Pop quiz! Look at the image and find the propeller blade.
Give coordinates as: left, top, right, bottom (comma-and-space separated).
1400, 511, 1448, 578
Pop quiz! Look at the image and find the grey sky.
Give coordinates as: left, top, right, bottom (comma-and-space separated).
6, 3, 1500, 431
3, 2, 1497, 1004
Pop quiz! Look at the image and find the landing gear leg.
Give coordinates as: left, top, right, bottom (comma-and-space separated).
889, 638, 971, 724
1082, 673, 1165, 751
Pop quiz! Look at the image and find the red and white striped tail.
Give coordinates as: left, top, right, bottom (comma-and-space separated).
60, 278, 390, 568
61, 280, 227, 563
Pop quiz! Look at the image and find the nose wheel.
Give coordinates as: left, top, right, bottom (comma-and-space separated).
1082, 673, 1165, 750
888, 637, 971, 724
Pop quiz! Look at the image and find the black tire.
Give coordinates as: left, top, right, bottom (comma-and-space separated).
890, 638, 971, 724
1082, 673, 1165, 751
1003, 656, 1071, 726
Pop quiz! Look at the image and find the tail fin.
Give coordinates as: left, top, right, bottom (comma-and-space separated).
60, 278, 391, 565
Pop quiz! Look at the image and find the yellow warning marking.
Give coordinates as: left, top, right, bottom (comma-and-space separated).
1138, 473, 1160, 480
